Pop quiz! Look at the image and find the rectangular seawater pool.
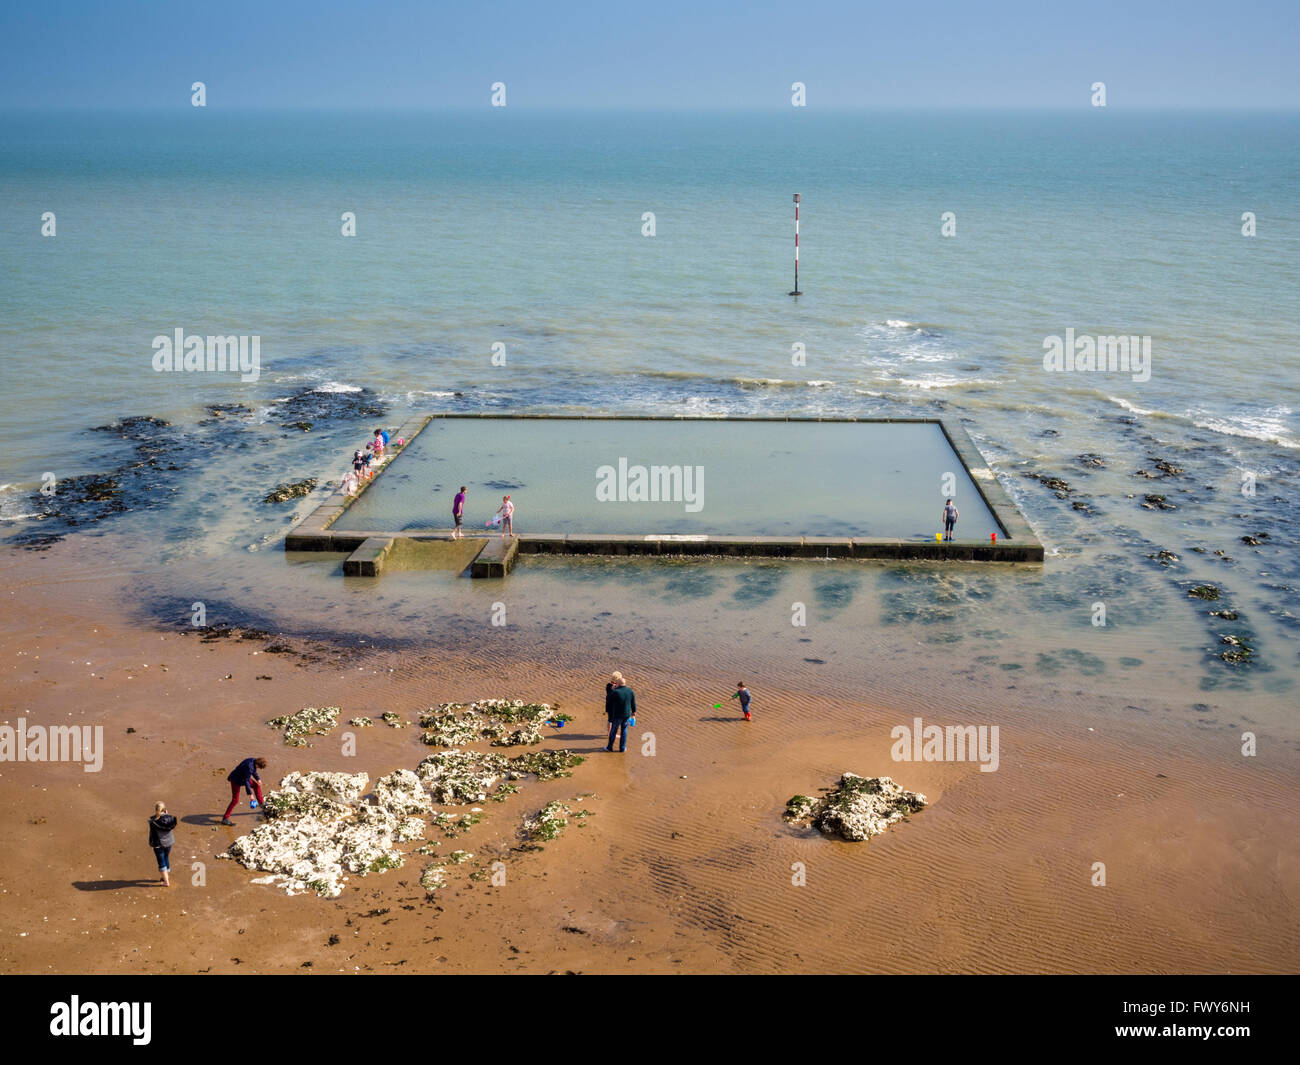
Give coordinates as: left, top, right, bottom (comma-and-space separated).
328, 416, 1020, 545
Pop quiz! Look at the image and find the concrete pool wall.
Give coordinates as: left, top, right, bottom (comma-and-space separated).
285, 414, 1044, 576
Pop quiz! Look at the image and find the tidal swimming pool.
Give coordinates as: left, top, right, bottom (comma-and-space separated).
333, 417, 1010, 542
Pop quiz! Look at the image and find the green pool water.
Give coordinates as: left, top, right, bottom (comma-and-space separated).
335, 418, 1004, 541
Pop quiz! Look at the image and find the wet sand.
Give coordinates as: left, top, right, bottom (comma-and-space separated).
1, 542, 1297, 975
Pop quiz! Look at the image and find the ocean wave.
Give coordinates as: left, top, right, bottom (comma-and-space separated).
877, 372, 999, 391
389, 389, 461, 403
634, 370, 715, 383
1102, 395, 1300, 448
1189, 409, 1299, 449
313, 382, 363, 394
733, 378, 835, 389
1103, 395, 1162, 418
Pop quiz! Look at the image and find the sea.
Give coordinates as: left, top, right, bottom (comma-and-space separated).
1, 109, 1297, 740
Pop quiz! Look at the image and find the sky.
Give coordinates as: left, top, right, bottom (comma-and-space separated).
0, 0, 1297, 110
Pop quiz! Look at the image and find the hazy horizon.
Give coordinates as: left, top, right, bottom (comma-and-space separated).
2, 1, 1297, 110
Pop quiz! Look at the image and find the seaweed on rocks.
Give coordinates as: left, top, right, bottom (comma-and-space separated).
520, 801, 590, 846
419, 864, 447, 897
268, 705, 341, 746
221, 771, 420, 897
416, 747, 585, 804
204, 404, 253, 420
1135, 458, 1185, 479
1187, 585, 1221, 601
416, 751, 509, 804
1218, 635, 1255, 664
9, 414, 210, 548
783, 774, 927, 842
1028, 473, 1073, 498
263, 478, 317, 504
507, 749, 584, 782
372, 770, 433, 815
418, 700, 563, 748
266, 385, 385, 433
1142, 494, 1177, 510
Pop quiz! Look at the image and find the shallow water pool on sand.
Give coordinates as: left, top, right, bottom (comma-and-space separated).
335, 418, 1003, 540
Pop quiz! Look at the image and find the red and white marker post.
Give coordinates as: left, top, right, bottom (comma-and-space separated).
789, 193, 802, 296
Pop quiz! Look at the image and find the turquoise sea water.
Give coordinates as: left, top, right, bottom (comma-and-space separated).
1, 110, 1297, 737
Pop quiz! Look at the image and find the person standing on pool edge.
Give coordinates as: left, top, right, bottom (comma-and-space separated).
942, 498, 959, 541
221, 756, 267, 825
495, 494, 515, 539
731, 681, 752, 721
452, 486, 467, 540
605, 671, 636, 753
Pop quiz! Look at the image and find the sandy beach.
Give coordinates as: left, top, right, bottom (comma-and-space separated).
2, 537, 1296, 976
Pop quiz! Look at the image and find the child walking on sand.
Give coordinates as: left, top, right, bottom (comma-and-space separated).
731, 682, 752, 721
148, 801, 177, 887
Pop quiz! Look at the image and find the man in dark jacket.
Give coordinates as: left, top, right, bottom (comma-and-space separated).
221, 756, 267, 825
605, 671, 636, 753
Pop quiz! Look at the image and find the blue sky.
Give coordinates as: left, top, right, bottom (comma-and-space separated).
1, 0, 1296, 109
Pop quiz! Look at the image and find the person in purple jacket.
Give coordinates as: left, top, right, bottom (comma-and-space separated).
452, 486, 467, 540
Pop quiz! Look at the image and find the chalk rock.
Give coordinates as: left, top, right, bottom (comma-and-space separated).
784, 773, 927, 842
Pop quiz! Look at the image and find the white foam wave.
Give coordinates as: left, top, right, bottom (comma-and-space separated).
1103, 395, 1299, 448
1104, 395, 1160, 417
878, 372, 998, 391
1190, 410, 1298, 449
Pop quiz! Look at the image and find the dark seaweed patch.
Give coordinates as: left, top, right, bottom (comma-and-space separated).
267, 386, 385, 431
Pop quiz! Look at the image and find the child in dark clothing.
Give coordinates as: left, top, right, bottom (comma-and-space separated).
731, 682, 752, 721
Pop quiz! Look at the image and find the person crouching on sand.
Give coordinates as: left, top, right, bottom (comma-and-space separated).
148, 801, 177, 887
222, 757, 267, 825
605, 671, 636, 753
495, 494, 515, 539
